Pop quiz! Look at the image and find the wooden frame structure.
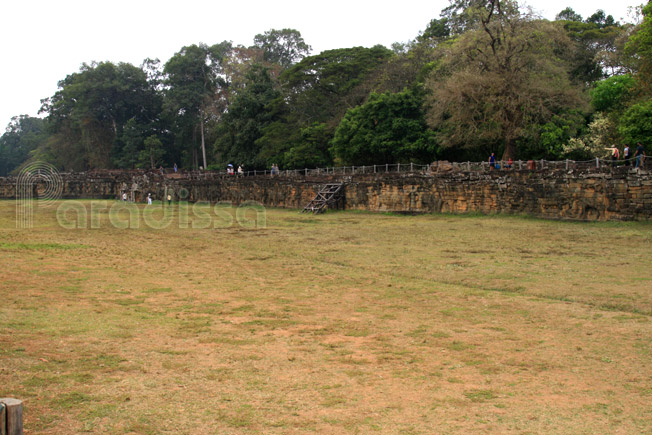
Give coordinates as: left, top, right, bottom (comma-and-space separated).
302, 183, 344, 214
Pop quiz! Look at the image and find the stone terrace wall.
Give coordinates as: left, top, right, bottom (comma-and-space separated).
1, 167, 651, 221
344, 170, 651, 221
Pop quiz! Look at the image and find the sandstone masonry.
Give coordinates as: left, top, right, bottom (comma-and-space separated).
1, 167, 651, 221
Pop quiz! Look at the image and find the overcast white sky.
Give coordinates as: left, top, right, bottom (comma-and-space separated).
0, 0, 639, 130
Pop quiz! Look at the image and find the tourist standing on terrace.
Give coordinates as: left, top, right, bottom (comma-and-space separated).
634, 143, 646, 168
489, 153, 496, 170
611, 145, 619, 167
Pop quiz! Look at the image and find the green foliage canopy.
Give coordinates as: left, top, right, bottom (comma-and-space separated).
331, 89, 438, 165
164, 42, 232, 169
0, 116, 49, 176
5, 5, 650, 172
212, 65, 280, 168
39, 61, 162, 170
618, 99, 652, 149
255, 46, 394, 168
253, 29, 311, 69
626, 2, 652, 91
590, 74, 636, 111
426, 0, 587, 159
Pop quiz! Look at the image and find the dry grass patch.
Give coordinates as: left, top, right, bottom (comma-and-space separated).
0, 200, 651, 433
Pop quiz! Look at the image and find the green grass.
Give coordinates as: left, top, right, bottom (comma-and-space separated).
464, 389, 498, 402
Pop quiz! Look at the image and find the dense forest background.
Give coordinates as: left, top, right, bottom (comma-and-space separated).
2, 0, 651, 176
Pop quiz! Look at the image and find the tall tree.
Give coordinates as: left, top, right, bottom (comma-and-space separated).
0, 116, 49, 176
586, 10, 616, 28
556, 7, 583, 22
140, 135, 165, 169
164, 42, 231, 169
279, 46, 394, 124
418, 18, 451, 42
39, 61, 162, 170
558, 11, 626, 82
256, 46, 394, 167
426, 0, 587, 159
625, 1, 652, 92
253, 29, 311, 69
439, 0, 500, 35
212, 64, 280, 168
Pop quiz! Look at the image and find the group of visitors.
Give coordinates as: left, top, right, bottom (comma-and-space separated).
487, 142, 647, 170
488, 153, 513, 170
152, 163, 179, 174
270, 164, 280, 176
609, 143, 646, 168
226, 164, 245, 175
120, 191, 174, 205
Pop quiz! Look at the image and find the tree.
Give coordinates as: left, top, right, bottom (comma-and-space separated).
590, 74, 636, 111
164, 42, 231, 169
625, 1, 652, 92
280, 46, 394, 124
283, 123, 332, 169
0, 116, 49, 176
253, 29, 311, 69
222, 45, 266, 92
256, 46, 394, 167
556, 7, 583, 22
562, 113, 615, 159
519, 111, 588, 160
361, 42, 438, 95
331, 89, 438, 165
439, 0, 491, 35
559, 15, 626, 82
418, 18, 451, 42
212, 65, 280, 168
39, 61, 162, 170
618, 99, 652, 150
140, 135, 165, 169
586, 10, 616, 28
426, 0, 587, 159
594, 23, 638, 78
115, 118, 146, 169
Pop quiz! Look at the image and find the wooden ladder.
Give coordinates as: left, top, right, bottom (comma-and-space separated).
302, 183, 344, 214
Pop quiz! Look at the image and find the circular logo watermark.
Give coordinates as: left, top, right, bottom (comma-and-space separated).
16, 161, 63, 228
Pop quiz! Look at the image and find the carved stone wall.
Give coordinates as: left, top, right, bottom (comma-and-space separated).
1, 167, 651, 221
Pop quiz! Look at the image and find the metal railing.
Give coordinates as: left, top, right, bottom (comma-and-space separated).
168, 157, 646, 180
2, 157, 641, 182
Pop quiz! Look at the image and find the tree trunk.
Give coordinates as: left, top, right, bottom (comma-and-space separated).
502, 137, 516, 160
200, 114, 207, 170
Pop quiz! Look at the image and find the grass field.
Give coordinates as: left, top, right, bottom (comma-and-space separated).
1, 199, 652, 434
